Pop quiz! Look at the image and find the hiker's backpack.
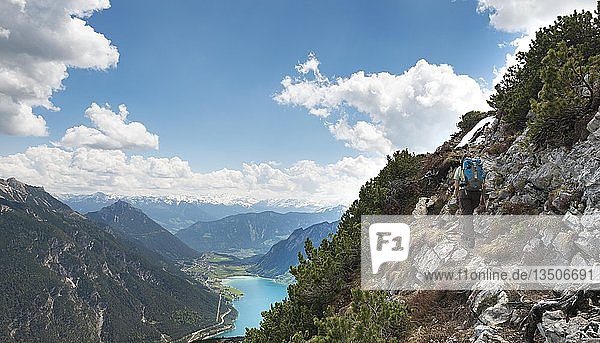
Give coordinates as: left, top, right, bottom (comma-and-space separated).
462, 157, 485, 191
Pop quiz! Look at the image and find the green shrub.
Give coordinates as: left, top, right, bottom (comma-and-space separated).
457, 110, 487, 133
489, 7, 600, 130
529, 41, 600, 148
245, 150, 421, 342
308, 290, 409, 343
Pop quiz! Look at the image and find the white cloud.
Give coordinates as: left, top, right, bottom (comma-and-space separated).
328, 119, 395, 156
295, 52, 325, 81
491, 35, 533, 86
477, 0, 596, 85
275, 55, 491, 154
0, 0, 118, 136
0, 145, 385, 207
57, 103, 159, 150
477, 0, 596, 33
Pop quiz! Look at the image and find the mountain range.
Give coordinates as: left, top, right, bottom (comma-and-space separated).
175, 210, 342, 256
60, 192, 345, 233
0, 178, 230, 342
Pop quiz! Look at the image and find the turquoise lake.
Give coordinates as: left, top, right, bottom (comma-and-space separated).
219, 276, 289, 337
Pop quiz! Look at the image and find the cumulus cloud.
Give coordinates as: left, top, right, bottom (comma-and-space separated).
477, 0, 596, 85
477, 0, 596, 33
57, 103, 159, 150
328, 119, 394, 155
0, 0, 118, 136
0, 145, 385, 206
275, 55, 491, 154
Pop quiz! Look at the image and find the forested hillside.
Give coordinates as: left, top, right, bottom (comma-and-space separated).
249, 221, 339, 278
0, 178, 228, 342
87, 200, 200, 261
246, 4, 600, 342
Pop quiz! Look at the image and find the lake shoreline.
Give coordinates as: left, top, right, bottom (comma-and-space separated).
216, 275, 289, 338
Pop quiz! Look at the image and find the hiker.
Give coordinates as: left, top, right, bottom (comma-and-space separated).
453, 155, 486, 247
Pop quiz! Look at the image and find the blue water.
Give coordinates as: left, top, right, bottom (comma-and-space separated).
219, 276, 289, 337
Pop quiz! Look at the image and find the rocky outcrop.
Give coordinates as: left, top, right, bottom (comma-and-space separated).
537, 309, 600, 343
587, 111, 600, 140
387, 111, 600, 342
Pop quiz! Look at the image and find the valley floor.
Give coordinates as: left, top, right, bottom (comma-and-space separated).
178, 253, 255, 340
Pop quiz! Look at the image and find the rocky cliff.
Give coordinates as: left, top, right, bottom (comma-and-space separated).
384, 110, 600, 342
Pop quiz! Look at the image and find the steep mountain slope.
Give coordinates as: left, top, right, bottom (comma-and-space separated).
61, 192, 345, 233
87, 200, 200, 261
249, 221, 339, 278
246, 7, 600, 342
246, 112, 600, 343
175, 210, 342, 255
0, 178, 230, 342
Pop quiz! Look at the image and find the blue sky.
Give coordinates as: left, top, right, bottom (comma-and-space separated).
1, 0, 513, 168
0, 0, 595, 205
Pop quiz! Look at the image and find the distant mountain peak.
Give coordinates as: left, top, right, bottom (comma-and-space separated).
249, 220, 340, 277
89, 191, 110, 198
110, 199, 137, 211
87, 201, 200, 261
176, 210, 343, 255
1, 177, 30, 199
6, 177, 24, 187
92, 200, 144, 224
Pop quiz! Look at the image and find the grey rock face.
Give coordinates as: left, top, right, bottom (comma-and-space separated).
587, 111, 600, 139
574, 230, 600, 260
480, 305, 511, 326
400, 111, 600, 341
538, 310, 600, 343
538, 310, 568, 343
473, 324, 509, 343
412, 197, 430, 216
552, 231, 575, 258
